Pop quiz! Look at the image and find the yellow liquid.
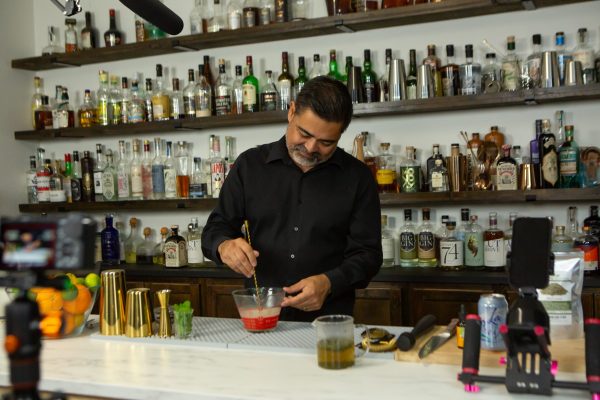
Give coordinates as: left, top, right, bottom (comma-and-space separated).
317, 338, 355, 369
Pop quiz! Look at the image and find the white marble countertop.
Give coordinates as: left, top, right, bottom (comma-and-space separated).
0, 317, 591, 400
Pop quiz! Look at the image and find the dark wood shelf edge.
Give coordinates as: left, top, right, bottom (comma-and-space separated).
19, 198, 219, 213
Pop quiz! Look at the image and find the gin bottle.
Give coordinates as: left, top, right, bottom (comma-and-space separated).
101, 215, 120, 266
152, 138, 165, 199
539, 119, 558, 189
399, 146, 421, 193
559, 125, 580, 188
164, 141, 178, 199
183, 69, 197, 118
93, 144, 105, 201
381, 215, 395, 267
504, 212, 518, 255
130, 139, 143, 200
429, 158, 449, 193
567, 206, 579, 239
423, 44, 443, 97
484, 212, 505, 270
379, 49, 392, 101
406, 49, 417, 100
399, 209, 418, 267
555, 32, 572, 85
309, 54, 323, 79
441, 44, 460, 97
116, 140, 131, 200
232, 65, 244, 115
459, 44, 481, 95
495, 144, 518, 191
129, 80, 146, 123
209, 135, 226, 197
521, 34, 542, 89
362, 49, 377, 103
417, 208, 437, 267
572, 28, 596, 85
71, 151, 83, 202
464, 215, 484, 269
141, 140, 153, 200
101, 149, 118, 201
501, 36, 520, 91
456, 208, 470, 244
170, 78, 185, 120
164, 225, 188, 268
190, 157, 206, 199
552, 226, 574, 253
482, 53, 501, 94
195, 64, 212, 117
440, 222, 463, 270
188, 218, 204, 266
260, 70, 278, 111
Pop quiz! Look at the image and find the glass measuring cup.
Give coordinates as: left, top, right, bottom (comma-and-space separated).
313, 315, 370, 369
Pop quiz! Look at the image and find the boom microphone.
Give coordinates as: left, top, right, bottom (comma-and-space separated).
119, 0, 184, 35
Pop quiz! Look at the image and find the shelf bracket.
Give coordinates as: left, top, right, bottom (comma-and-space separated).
171, 39, 197, 52
334, 20, 355, 33
524, 95, 537, 105
525, 194, 537, 202
521, 0, 537, 10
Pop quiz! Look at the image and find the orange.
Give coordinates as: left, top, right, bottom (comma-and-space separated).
63, 284, 92, 315
39, 311, 63, 338
32, 288, 63, 314
62, 313, 77, 336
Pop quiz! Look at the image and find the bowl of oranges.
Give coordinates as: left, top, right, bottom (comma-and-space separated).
28, 272, 99, 338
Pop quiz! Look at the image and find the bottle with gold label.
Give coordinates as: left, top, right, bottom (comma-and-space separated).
495, 144, 518, 191
153, 227, 169, 266
164, 225, 188, 268
96, 70, 110, 126
376, 142, 396, 193
399, 146, 420, 193
152, 64, 171, 121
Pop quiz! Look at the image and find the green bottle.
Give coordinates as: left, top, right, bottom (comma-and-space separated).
242, 55, 259, 112
327, 49, 343, 82
343, 56, 352, 85
295, 56, 308, 97
362, 49, 378, 103
559, 125, 580, 188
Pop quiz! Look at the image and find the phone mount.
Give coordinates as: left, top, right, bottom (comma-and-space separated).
457, 218, 600, 398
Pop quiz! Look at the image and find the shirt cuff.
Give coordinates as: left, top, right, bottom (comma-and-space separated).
211, 235, 232, 265
323, 268, 345, 299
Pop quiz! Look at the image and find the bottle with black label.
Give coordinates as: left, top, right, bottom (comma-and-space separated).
81, 150, 95, 202
71, 151, 83, 202
584, 205, 600, 241
362, 49, 377, 103
538, 119, 559, 188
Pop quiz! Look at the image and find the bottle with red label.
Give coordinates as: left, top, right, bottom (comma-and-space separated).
574, 225, 599, 276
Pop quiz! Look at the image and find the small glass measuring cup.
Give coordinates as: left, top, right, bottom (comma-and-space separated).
313, 315, 370, 370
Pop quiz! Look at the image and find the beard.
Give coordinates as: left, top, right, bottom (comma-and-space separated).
287, 143, 323, 168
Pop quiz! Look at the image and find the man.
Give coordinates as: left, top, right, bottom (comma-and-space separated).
201, 76, 382, 322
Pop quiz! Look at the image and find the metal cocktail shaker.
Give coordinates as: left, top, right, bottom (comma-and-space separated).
100, 269, 127, 336
388, 59, 407, 101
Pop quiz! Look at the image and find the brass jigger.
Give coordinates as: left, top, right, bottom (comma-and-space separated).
157, 289, 172, 337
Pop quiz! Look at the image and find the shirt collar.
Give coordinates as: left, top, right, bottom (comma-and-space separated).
266, 135, 344, 169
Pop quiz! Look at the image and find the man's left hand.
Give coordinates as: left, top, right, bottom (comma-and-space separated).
281, 274, 331, 312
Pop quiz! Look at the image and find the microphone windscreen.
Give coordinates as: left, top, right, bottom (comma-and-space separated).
119, 0, 184, 35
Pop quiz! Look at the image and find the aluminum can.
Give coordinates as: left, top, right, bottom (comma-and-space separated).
478, 293, 508, 351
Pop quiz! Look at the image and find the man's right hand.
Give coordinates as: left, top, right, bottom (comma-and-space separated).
217, 238, 259, 278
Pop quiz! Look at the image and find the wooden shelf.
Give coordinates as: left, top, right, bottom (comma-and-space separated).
18, 187, 600, 213
15, 85, 600, 141
11, 0, 593, 71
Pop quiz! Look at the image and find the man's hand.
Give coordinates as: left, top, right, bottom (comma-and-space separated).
217, 238, 259, 278
281, 274, 331, 312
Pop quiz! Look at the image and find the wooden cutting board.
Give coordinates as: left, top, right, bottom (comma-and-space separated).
394, 326, 586, 373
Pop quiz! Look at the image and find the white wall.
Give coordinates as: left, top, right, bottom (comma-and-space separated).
6, 1, 600, 242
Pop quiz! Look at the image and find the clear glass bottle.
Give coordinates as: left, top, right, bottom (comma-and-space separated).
555, 31, 572, 85
70, 151, 83, 202
559, 125, 580, 188
124, 217, 144, 264
511, 145, 523, 167
175, 141, 190, 198
42, 26, 62, 55
81, 12, 97, 50
64, 18, 78, 53
107, 75, 122, 125
78, 89, 97, 127
482, 53, 501, 94
49, 160, 65, 203
153, 227, 169, 266
115, 220, 126, 264
195, 64, 213, 117
190, 157, 206, 199
31, 76, 45, 129
295, 56, 308, 99
399, 146, 420, 193
152, 138, 165, 199
170, 78, 185, 119
209, 135, 226, 197
575, 226, 599, 276
227, 0, 243, 29
224, 136, 237, 178
456, 208, 470, 244
119, 77, 131, 124
188, 218, 205, 266
93, 144, 105, 201
522, 34, 542, 89
552, 225, 574, 253
116, 140, 131, 200
141, 140, 153, 200
101, 149, 118, 201
152, 64, 171, 121
362, 49, 378, 103
379, 215, 395, 267
214, 59, 232, 116
260, 70, 278, 111
380, 48, 393, 101
104, 9, 123, 47
376, 143, 397, 194
144, 78, 154, 122
232, 65, 244, 115
260, 0, 274, 24
129, 139, 143, 199
51, 85, 63, 129
190, 0, 209, 34
496, 144, 518, 191
440, 222, 463, 270
441, 44, 460, 96
183, 69, 197, 119
56, 88, 75, 128
417, 208, 437, 267
101, 215, 120, 266
483, 212, 505, 270
164, 141, 178, 199
504, 212, 518, 255
434, 215, 449, 264
399, 209, 418, 267
129, 80, 147, 123
278, 51, 295, 110
459, 44, 481, 95
572, 28, 596, 85
164, 225, 188, 268
136, 227, 155, 264
309, 54, 323, 79
567, 206, 579, 239
26, 155, 38, 204
501, 36, 520, 91
429, 158, 449, 193
423, 44, 443, 97
464, 215, 484, 269
208, 0, 228, 32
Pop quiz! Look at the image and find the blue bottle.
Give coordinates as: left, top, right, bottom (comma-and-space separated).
101, 214, 120, 265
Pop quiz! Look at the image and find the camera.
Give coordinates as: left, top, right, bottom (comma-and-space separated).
1, 214, 96, 271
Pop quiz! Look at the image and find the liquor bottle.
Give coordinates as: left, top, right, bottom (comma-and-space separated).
572, 28, 596, 85
41, 26, 62, 55
208, 0, 228, 32
504, 212, 518, 255
567, 206, 579, 239
224, 136, 237, 178
187, 218, 204, 266
277, 52, 294, 110
555, 32, 572, 85
101, 149, 118, 201
164, 225, 188, 268
120, 77, 131, 124
361, 132, 377, 180
190, 0, 209, 34
399, 209, 418, 267
116, 140, 131, 200
35, 149, 50, 203
559, 125, 579, 188
34, 96, 53, 130
124, 217, 144, 264
521, 34, 542, 89
232, 65, 244, 115
584, 205, 600, 241
136, 227, 155, 264
93, 144, 105, 201
175, 141, 190, 198
64, 18, 78, 53
555, 109, 566, 147
51, 85, 63, 129
31, 77, 45, 129
104, 9, 122, 47
501, 36, 520, 91
381, 215, 395, 267
26, 155, 37, 204
215, 59, 232, 116
153, 227, 169, 265
455, 208, 470, 244
342, 56, 352, 85
399, 146, 420, 193
295, 56, 308, 98
309, 54, 323, 79
496, 144, 518, 191
511, 145, 523, 167
190, 157, 206, 199
552, 226, 574, 253
80, 150, 95, 202
327, 50, 343, 81
108, 75, 122, 125
429, 158, 449, 192
49, 160, 65, 203
242, 56, 259, 112
129, 80, 146, 123
539, 119, 558, 189
144, 78, 154, 122
464, 215, 484, 269
376, 142, 396, 194
417, 208, 437, 267
243, 0, 260, 27
152, 138, 165, 199
380, 48, 393, 101
141, 140, 153, 200
101, 215, 120, 266
260, 70, 278, 111
423, 44, 443, 97
183, 69, 197, 119
274, 0, 288, 22
434, 215, 449, 264
195, 64, 212, 117
440, 222, 463, 271
115, 220, 126, 264
164, 141, 178, 199
152, 64, 171, 121
459, 44, 481, 95
78, 90, 97, 127
426, 144, 445, 191
81, 12, 97, 50
203, 55, 217, 115
483, 212, 505, 270
62, 153, 73, 203
209, 135, 226, 197
481, 53, 501, 94
441, 44, 459, 96
362, 49, 378, 103
134, 15, 147, 43
575, 226, 599, 276
227, 0, 243, 29
484, 125, 504, 153
170, 78, 184, 120
71, 151, 83, 202
56, 88, 75, 128
129, 139, 143, 200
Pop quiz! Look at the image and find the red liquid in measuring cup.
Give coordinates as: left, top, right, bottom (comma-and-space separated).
239, 307, 281, 332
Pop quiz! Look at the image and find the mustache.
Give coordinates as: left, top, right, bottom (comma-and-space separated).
291, 145, 320, 161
